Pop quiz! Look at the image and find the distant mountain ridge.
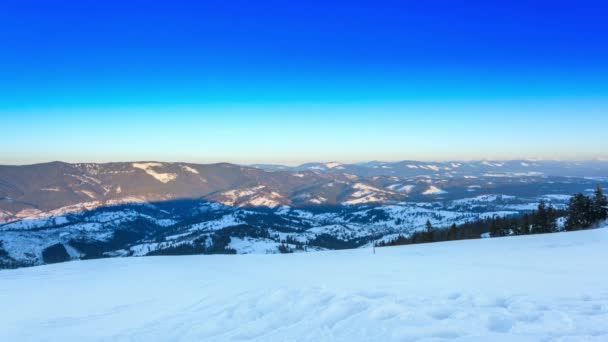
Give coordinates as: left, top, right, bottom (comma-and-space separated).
2, 160, 608, 224
1, 160, 607, 268
250, 160, 608, 177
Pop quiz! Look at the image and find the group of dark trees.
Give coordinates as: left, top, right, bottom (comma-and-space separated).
565, 187, 608, 230
377, 185, 607, 248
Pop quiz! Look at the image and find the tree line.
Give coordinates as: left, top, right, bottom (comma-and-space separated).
376, 185, 607, 248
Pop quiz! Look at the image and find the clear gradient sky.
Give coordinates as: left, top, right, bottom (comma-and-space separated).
1, 1, 607, 165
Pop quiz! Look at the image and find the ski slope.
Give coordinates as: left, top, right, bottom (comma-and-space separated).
1, 228, 607, 341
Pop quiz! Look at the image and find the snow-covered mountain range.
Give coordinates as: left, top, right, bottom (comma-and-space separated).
1, 160, 607, 268
251, 159, 608, 177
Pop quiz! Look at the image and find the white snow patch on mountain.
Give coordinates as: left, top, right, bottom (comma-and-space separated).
132, 162, 178, 183
15, 208, 44, 218
309, 197, 327, 204
218, 186, 266, 205
78, 190, 97, 199
188, 214, 244, 232
40, 187, 62, 192
387, 184, 415, 193
343, 195, 383, 205
343, 183, 391, 205
478, 211, 519, 218
484, 172, 543, 177
422, 185, 447, 195
343, 174, 358, 180
451, 194, 515, 205
505, 203, 541, 211
351, 183, 384, 198
106, 196, 152, 206
246, 192, 284, 208
1, 215, 70, 231
325, 162, 342, 169
541, 194, 573, 201
180, 165, 199, 174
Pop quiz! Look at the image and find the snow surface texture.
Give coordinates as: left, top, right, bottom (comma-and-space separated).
1, 229, 607, 341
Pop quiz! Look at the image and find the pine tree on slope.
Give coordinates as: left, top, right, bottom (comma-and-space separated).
447, 223, 458, 240
593, 184, 608, 222
565, 193, 594, 231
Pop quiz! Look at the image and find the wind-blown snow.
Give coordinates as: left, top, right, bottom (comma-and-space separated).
1, 229, 606, 341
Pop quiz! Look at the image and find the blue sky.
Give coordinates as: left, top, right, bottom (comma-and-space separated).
1, 0, 607, 165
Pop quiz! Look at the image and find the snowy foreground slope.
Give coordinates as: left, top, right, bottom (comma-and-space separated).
1, 229, 607, 341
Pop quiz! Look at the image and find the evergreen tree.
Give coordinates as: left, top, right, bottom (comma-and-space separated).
519, 213, 531, 235
490, 219, 500, 237
532, 201, 548, 233
425, 219, 433, 233
447, 223, 458, 240
278, 243, 293, 253
565, 193, 594, 230
531, 201, 558, 233
545, 205, 557, 233
424, 220, 434, 242
593, 184, 608, 222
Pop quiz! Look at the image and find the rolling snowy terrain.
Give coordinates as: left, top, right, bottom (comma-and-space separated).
1, 161, 606, 268
1, 228, 606, 341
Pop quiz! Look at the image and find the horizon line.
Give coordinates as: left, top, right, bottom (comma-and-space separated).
2, 158, 608, 167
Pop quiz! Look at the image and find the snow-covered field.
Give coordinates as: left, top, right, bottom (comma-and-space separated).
1, 229, 607, 341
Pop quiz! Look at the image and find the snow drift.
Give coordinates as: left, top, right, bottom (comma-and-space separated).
1, 228, 607, 341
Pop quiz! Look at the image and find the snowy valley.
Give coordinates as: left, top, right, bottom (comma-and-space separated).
1, 161, 606, 268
